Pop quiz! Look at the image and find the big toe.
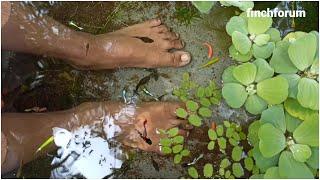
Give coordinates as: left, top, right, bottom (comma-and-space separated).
154, 51, 191, 67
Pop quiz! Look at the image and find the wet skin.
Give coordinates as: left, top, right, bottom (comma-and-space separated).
1, 2, 191, 173
1, 102, 188, 173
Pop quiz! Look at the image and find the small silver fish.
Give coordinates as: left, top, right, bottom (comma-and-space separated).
142, 88, 159, 101
121, 88, 127, 104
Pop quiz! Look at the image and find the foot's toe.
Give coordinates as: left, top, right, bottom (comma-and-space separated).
161, 39, 184, 50
153, 25, 169, 33
153, 51, 191, 67
161, 31, 179, 40
143, 19, 162, 27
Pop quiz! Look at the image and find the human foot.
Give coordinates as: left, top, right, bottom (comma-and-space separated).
74, 19, 191, 69
64, 101, 189, 154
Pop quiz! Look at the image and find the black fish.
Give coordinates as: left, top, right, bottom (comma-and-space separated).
151, 157, 160, 171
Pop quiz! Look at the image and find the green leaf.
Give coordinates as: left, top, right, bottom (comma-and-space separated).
203, 163, 213, 178
270, 41, 298, 74
285, 111, 301, 133
252, 145, 279, 173
218, 137, 227, 149
172, 135, 184, 144
252, 42, 275, 59
225, 170, 231, 178
248, 16, 272, 35
176, 108, 188, 119
258, 123, 286, 158
204, 87, 212, 97
226, 128, 234, 138
239, 132, 246, 140
188, 167, 199, 179
284, 98, 319, 121
247, 120, 261, 146
232, 31, 252, 54
250, 174, 264, 179
196, 87, 205, 98
232, 163, 244, 178
229, 137, 239, 147
208, 129, 217, 140
186, 100, 199, 112
297, 78, 319, 110
174, 154, 182, 164
219, 167, 225, 176
264, 167, 281, 179
222, 83, 248, 108
222, 65, 238, 83
181, 149, 190, 157
252, 166, 260, 175
253, 34, 270, 46
232, 146, 243, 161
283, 31, 307, 42
306, 147, 319, 169
200, 98, 211, 107
198, 107, 212, 118
257, 76, 289, 105
216, 125, 224, 136
266, 28, 281, 42
289, 144, 312, 162
232, 131, 240, 141
260, 105, 286, 133
207, 141, 215, 150
220, 158, 231, 168
160, 138, 172, 147
224, 1, 254, 11
253, 58, 274, 83
279, 74, 300, 99
229, 45, 253, 62
188, 114, 202, 127
161, 146, 172, 154
192, 1, 215, 14
233, 62, 257, 86
279, 151, 313, 179
288, 33, 317, 71
293, 118, 319, 147
310, 58, 319, 75
226, 16, 248, 36
172, 144, 183, 154
244, 157, 254, 171
223, 121, 231, 128
167, 127, 179, 137
245, 94, 268, 115
210, 94, 221, 105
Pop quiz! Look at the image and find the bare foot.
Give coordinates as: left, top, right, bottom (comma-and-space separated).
78, 19, 191, 69
69, 101, 189, 154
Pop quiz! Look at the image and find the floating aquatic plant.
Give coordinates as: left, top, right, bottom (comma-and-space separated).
173, 72, 221, 127
159, 127, 190, 164
247, 106, 318, 179
222, 61, 288, 115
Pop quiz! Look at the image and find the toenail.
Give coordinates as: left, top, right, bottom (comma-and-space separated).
181, 54, 190, 62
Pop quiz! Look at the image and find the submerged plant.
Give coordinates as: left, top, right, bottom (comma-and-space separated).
174, 6, 201, 25
247, 105, 319, 178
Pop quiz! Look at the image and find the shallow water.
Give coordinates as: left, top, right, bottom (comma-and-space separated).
1, 1, 318, 178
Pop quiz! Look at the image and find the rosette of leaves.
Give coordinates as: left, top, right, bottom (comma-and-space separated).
173, 72, 199, 102
269, 31, 319, 111
226, 13, 279, 62
159, 127, 190, 164
219, 1, 254, 11
207, 121, 253, 178
222, 61, 289, 115
247, 105, 319, 178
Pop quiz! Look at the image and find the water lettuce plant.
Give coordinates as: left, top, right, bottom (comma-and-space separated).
270, 31, 319, 111
226, 13, 277, 62
247, 106, 319, 179
222, 61, 288, 115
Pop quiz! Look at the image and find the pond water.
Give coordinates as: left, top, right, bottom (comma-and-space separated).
1, 1, 318, 178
